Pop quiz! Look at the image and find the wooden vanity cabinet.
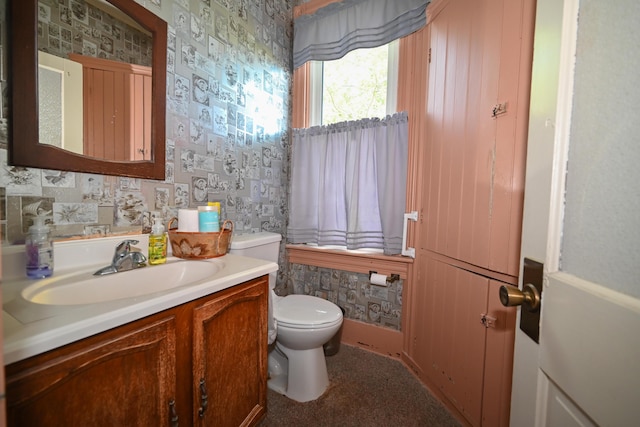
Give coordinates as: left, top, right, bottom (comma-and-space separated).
5, 276, 268, 427
5, 313, 177, 426
192, 277, 268, 426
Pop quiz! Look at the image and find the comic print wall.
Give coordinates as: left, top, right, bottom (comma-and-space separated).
0, 0, 404, 329
0, 0, 292, 248
288, 263, 403, 331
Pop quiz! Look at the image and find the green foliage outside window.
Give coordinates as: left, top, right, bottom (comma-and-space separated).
321, 45, 389, 125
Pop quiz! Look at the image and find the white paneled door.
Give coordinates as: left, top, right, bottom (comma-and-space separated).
510, 0, 640, 426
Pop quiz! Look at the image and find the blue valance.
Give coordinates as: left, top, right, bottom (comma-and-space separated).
293, 0, 430, 69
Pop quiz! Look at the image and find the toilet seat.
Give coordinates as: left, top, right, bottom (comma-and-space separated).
277, 317, 343, 330
275, 295, 343, 328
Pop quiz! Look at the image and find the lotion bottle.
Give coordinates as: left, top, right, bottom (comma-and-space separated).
148, 218, 167, 265
198, 205, 219, 232
25, 216, 53, 279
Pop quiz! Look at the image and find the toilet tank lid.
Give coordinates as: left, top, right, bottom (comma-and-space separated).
230, 231, 282, 249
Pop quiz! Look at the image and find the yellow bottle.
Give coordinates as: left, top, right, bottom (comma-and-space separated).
148, 218, 167, 265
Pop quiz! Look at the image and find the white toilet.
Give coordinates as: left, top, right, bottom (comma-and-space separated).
229, 232, 343, 403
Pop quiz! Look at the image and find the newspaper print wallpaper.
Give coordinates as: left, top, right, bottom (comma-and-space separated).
0, 0, 404, 330
288, 263, 404, 331
0, 0, 292, 245
36, 0, 154, 67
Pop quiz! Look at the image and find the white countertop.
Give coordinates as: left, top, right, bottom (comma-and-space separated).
2, 253, 277, 365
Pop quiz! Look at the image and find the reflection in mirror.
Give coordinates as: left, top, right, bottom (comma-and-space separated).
10, 0, 167, 179
36, 0, 154, 161
38, 51, 84, 155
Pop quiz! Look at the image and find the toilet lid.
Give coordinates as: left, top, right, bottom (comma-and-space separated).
275, 294, 343, 327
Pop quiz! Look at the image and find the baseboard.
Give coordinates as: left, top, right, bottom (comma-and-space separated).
340, 319, 403, 359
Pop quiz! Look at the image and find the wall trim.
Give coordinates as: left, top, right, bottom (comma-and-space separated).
293, 0, 336, 18
287, 244, 413, 279
546, 0, 579, 273
340, 319, 403, 359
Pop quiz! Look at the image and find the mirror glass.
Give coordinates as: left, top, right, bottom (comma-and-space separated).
37, 0, 154, 161
10, 0, 167, 179
38, 0, 153, 161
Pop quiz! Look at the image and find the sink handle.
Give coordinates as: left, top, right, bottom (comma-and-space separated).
113, 239, 139, 262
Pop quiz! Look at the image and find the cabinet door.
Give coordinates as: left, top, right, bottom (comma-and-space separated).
192, 278, 268, 427
419, 256, 489, 426
421, 0, 532, 276
481, 280, 516, 427
83, 67, 129, 160
69, 53, 153, 161
409, 254, 516, 426
5, 314, 177, 427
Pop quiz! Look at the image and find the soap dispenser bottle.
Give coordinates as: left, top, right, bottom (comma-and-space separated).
148, 217, 167, 265
25, 216, 53, 279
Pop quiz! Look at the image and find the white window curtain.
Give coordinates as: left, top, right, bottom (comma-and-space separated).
293, 0, 430, 69
288, 112, 409, 255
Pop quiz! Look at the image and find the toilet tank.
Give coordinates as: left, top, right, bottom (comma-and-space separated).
229, 232, 282, 289
229, 231, 282, 262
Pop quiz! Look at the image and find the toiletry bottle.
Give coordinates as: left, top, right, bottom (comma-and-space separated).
211, 206, 220, 232
198, 205, 220, 232
25, 217, 53, 279
148, 218, 167, 265
208, 202, 221, 232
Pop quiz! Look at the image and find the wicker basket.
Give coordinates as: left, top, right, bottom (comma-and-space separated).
167, 218, 233, 259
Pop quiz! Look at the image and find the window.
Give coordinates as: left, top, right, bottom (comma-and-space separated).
308, 41, 399, 126
289, 41, 409, 256
290, 2, 429, 255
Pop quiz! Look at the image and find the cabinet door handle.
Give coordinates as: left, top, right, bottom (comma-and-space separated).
198, 378, 208, 418
169, 399, 179, 427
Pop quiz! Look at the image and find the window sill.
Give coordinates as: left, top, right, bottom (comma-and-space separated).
286, 244, 413, 279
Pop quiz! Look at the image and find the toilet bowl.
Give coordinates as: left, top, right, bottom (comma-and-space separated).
228, 232, 344, 402
269, 293, 343, 402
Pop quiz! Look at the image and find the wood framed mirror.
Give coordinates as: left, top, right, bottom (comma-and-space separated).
9, 0, 167, 179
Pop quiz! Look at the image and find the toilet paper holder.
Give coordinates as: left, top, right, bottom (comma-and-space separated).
369, 271, 400, 284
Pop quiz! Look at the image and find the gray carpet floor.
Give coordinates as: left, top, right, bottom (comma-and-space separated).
259, 344, 462, 427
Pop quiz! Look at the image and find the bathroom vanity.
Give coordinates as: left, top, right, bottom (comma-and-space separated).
2, 236, 277, 426
5, 276, 267, 426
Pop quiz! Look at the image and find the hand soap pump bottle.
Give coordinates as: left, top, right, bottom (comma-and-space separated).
148, 217, 167, 265
25, 216, 53, 279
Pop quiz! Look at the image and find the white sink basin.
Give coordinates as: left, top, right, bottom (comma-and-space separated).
21, 260, 224, 305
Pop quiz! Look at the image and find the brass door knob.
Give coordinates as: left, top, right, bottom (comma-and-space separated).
499, 283, 541, 311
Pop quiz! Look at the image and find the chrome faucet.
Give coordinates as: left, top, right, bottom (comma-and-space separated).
94, 239, 147, 276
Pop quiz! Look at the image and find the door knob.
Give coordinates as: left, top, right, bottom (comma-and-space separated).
499, 283, 540, 311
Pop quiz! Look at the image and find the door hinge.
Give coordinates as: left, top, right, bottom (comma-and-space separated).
428, 47, 432, 63
480, 313, 497, 328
